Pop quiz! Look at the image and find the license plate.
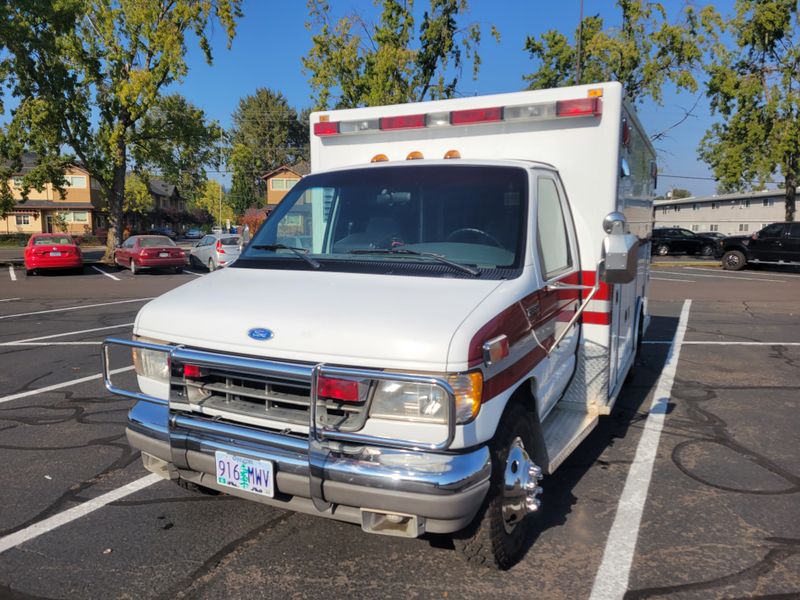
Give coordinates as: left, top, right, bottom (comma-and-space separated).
215, 451, 274, 497
159, 252, 169, 257
49, 251, 62, 256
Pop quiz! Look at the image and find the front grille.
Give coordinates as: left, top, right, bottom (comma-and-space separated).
170, 351, 368, 431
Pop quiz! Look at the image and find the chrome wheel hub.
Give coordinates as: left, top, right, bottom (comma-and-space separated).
501, 437, 543, 534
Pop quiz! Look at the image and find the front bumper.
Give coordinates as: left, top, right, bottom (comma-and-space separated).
127, 401, 491, 534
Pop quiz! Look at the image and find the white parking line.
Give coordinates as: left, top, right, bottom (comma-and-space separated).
644, 340, 800, 346
92, 265, 121, 281
8, 266, 16, 281
0, 473, 162, 555
589, 299, 691, 600
0, 323, 134, 344
2, 342, 102, 346
0, 298, 21, 303
656, 270, 784, 283
0, 366, 134, 405
651, 277, 693, 282
0, 298, 153, 320
184, 270, 203, 277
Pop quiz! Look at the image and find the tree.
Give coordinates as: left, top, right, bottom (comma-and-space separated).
523, 1, 719, 109
190, 179, 235, 225
699, 0, 799, 221
228, 88, 306, 208
124, 173, 154, 215
670, 188, 693, 199
0, 0, 242, 260
302, 0, 497, 109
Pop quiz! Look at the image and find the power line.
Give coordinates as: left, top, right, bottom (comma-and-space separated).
660, 173, 783, 185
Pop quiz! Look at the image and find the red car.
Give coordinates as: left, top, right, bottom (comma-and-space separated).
24, 233, 84, 275
114, 235, 187, 275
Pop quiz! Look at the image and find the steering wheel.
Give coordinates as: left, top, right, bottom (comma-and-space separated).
446, 227, 504, 248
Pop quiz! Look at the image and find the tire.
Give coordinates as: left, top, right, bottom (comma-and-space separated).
656, 244, 670, 256
722, 250, 746, 271
701, 244, 714, 257
454, 403, 543, 570
130, 259, 138, 275
174, 266, 183, 274
207, 258, 215, 272
25, 269, 34, 276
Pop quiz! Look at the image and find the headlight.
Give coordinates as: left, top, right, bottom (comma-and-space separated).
131, 337, 170, 384
369, 372, 482, 425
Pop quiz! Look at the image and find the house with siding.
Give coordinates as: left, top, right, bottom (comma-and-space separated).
2, 153, 104, 236
260, 162, 310, 212
654, 189, 786, 236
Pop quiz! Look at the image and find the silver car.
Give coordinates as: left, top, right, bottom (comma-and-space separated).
190, 234, 241, 271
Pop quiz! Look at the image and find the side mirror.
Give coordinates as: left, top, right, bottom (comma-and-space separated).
601, 212, 639, 284
751, 232, 759, 240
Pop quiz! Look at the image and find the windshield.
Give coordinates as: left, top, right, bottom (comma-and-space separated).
238, 164, 528, 278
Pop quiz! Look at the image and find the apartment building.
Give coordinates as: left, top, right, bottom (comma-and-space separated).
654, 189, 786, 235
2, 153, 104, 236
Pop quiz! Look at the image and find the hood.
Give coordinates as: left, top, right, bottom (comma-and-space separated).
134, 266, 506, 372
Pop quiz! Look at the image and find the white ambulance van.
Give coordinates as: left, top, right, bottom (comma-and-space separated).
104, 81, 655, 569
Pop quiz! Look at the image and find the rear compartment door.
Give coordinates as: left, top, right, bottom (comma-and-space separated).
532, 173, 580, 421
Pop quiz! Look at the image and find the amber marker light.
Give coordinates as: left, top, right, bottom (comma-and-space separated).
406, 151, 424, 160
443, 149, 461, 159
371, 154, 389, 163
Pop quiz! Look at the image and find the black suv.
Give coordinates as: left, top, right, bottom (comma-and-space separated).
716, 222, 800, 270
651, 228, 717, 257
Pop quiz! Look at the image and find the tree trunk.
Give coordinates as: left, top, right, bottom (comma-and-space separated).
785, 159, 797, 222
103, 141, 128, 263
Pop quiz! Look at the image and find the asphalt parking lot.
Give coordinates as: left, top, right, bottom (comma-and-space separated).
0, 262, 798, 599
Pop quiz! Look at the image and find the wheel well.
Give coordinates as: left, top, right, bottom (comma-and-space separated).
501, 381, 547, 469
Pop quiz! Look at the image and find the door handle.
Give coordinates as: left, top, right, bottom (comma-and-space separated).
525, 302, 540, 319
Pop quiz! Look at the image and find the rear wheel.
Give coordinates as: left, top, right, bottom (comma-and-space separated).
207, 258, 215, 272
656, 244, 670, 256
173, 266, 183, 274
722, 250, 746, 271
130, 259, 138, 275
454, 403, 543, 570
25, 269, 34, 276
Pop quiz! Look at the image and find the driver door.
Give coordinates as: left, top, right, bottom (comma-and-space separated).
749, 223, 786, 261
529, 173, 580, 421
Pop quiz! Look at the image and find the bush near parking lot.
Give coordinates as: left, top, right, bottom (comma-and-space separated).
0, 234, 29, 247
73, 235, 107, 246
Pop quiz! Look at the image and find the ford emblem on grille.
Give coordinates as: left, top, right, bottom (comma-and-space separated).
248, 328, 274, 341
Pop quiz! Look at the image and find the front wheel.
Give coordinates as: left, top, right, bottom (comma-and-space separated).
656, 244, 670, 256
701, 244, 714, 257
722, 250, 746, 271
454, 403, 543, 569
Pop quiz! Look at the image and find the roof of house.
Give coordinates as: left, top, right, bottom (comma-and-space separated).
147, 179, 178, 198
12, 200, 95, 210
260, 161, 310, 180
654, 188, 785, 207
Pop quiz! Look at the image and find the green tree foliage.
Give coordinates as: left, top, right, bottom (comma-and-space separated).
670, 188, 693, 199
523, 1, 719, 105
0, 0, 242, 260
190, 179, 235, 225
228, 88, 306, 209
303, 0, 497, 109
124, 173, 154, 214
699, 0, 799, 221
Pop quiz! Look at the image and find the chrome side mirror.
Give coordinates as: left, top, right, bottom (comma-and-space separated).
601, 212, 639, 284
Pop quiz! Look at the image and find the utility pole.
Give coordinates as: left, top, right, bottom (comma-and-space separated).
576, 0, 584, 84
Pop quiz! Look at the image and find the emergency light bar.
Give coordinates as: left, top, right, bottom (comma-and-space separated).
314, 97, 602, 137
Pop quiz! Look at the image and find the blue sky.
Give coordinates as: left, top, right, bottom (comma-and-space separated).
170, 0, 740, 197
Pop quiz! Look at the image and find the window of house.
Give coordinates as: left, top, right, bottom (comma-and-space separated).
536, 178, 571, 279
710, 224, 719, 232
15, 214, 30, 225
744, 200, 750, 207
271, 178, 287, 191
692, 203, 699, 210
286, 179, 297, 189
675, 205, 681, 212
738, 223, 749, 232
691, 224, 699, 231
73, 211, 88, 222
67, 176, 87, 188
711, 202, 719, 209
662, 207, 669, 214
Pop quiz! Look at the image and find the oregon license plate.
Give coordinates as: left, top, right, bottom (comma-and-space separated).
159, 252, 169, 257
215, 451, 274, 497
50, 251, 62, 256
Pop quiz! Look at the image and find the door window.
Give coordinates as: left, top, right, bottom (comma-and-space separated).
759, 223, 784, 238
536, 178, 572, 279
787, 224, 800, 238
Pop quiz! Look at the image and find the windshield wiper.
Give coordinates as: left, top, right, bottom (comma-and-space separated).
348, 247, 481, 277
252, 244, 320, 269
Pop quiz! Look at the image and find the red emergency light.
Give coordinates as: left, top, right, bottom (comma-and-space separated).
317, 375, 360, 403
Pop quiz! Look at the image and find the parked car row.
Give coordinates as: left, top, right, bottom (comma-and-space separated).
650, 228, 717, 257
